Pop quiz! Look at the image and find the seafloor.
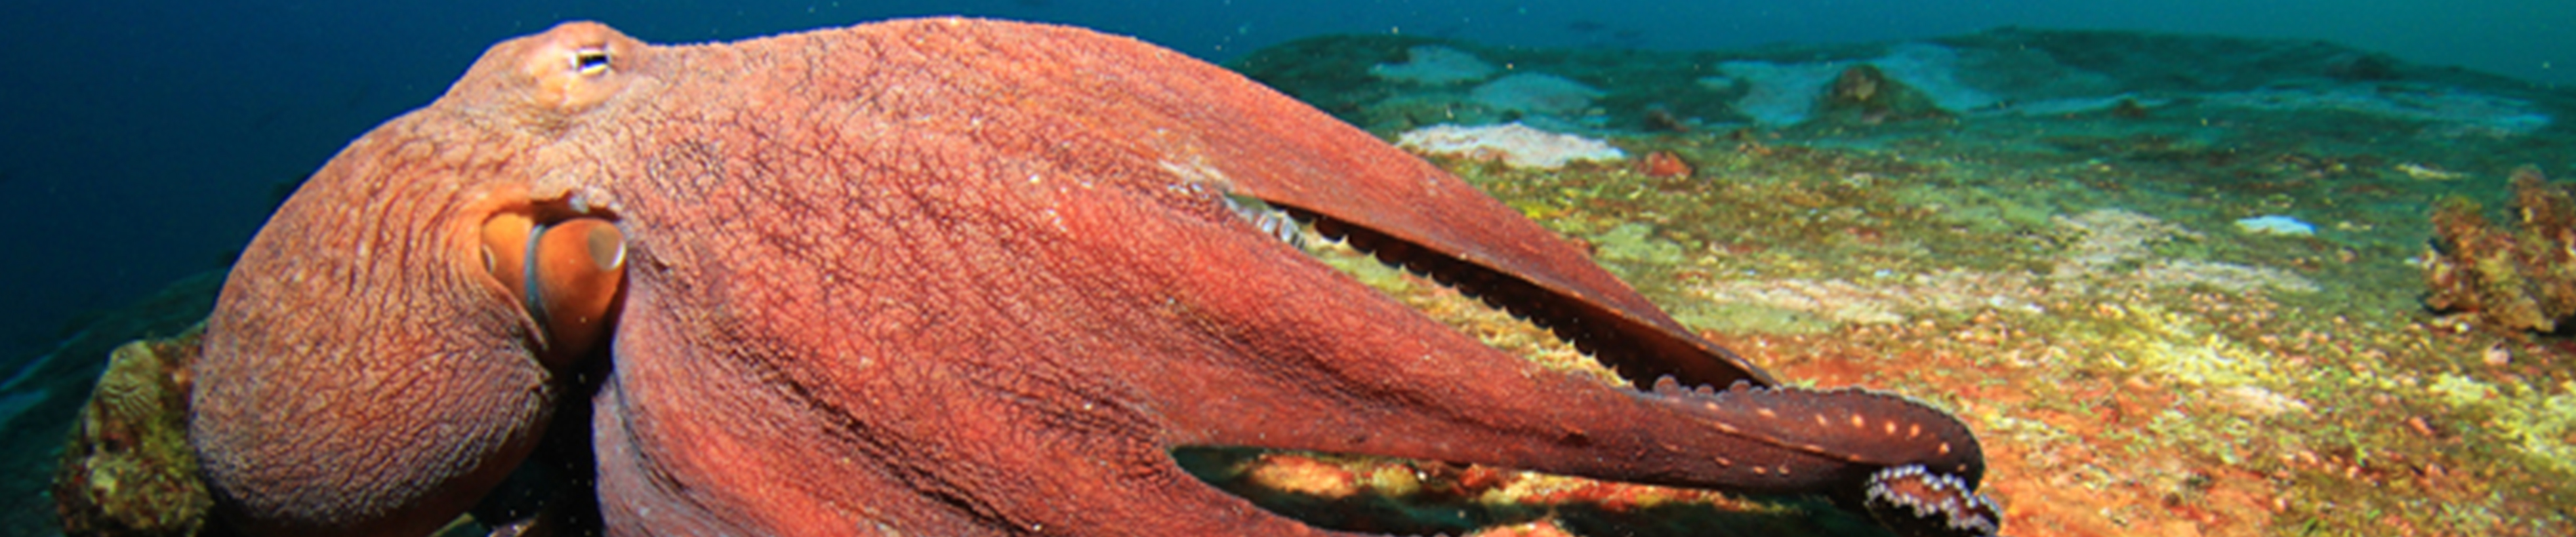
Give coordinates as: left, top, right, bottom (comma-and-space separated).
1212, 28, 2576, 536
5, 27, 2573, 537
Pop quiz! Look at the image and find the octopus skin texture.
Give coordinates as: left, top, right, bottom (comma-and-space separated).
187, 18, 1997, 537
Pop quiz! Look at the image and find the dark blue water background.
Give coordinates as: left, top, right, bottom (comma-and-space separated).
1, 0, 2569, 361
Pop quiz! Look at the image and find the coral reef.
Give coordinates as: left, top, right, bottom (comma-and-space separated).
1694, 269, 2043, 327
1370, 45, 1496, 86
1704, 60, 1847, 127
1469, 73, 1606, 119
2424, 165, 2576, 333
1686, 208, 2312, 331
1395, 123, 1625, 169
2323, 52, 2403, 82
2049, 209, 2318, 293
51, 330, 208, 537
1219, 27, 2576, 533
2205, 83, 2550, 136
2428, 374, 2576, 476
1702, 43, 1992, 127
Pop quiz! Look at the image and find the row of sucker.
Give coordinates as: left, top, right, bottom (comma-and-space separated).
1221, 193, 1308, 250
1286, 208, 1763, 390
1864, 465, 2001, 537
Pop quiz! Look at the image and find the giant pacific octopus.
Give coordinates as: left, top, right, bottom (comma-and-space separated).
188, 18, 1998, 537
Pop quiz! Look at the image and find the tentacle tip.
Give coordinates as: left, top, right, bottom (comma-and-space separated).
1863, 465, 2001, 537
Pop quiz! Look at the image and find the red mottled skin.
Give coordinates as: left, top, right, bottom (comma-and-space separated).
190, 18, 1986, 536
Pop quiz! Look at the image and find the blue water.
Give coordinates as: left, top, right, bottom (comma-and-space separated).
0, 0, 2569, 361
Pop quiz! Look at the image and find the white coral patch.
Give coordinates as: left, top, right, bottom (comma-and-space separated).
1395, 122, 1624, 169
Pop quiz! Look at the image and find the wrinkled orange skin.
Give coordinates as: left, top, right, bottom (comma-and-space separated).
191, 19, 1984, 537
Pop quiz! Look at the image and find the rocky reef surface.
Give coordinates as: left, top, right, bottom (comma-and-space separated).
2425, 166, 2576, 334
1220, 26, 2576, 536
51, 330, 209, 537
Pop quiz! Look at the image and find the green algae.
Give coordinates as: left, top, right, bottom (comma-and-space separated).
1587, 223, 1690, 279
52, 332, 209, 537
2428, 374, 2576, 478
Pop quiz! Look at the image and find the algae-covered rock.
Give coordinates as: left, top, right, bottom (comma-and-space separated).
2424, 165, 2576, 333
52, 329, 210, 537
1812, 64, 1953, 125
1, 271, 221, 537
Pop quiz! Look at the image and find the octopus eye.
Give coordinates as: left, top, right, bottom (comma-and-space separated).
573, 47, 611, 76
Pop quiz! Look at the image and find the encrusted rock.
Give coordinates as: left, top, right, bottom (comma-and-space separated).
52, 328, 210, 537
1816, 64, 1952, 125
2424, 165, 2576, 333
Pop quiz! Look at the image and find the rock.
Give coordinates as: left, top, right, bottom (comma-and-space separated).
2424, 165, 2576, 332
52, 330, 210, 537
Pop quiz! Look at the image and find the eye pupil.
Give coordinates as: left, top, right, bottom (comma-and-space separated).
573, 47, 611, 75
